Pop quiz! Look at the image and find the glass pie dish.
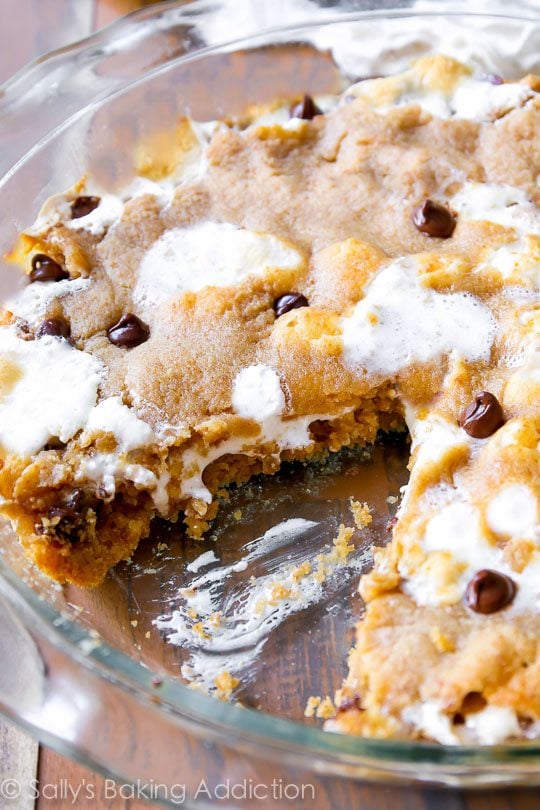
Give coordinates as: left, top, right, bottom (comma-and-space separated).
1, 1, 540, 802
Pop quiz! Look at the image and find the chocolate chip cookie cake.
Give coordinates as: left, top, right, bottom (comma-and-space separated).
1, 55, 539, 744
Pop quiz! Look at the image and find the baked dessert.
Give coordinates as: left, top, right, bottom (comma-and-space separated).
0, 54, 539, 744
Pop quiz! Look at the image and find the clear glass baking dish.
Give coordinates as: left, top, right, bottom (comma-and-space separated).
1, 1, 540, 802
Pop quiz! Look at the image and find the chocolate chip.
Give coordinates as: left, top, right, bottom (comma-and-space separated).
483, 73, 504, 85
465, 569, 516, 614
48, 489, 84, 524
309, 420, 333, 442
71, 195, 100, 219
107, 313, 150, 348
30, 254, 69, 283
43, 437, 67, 451
412, 199, 457, 239
37, 489, 89, 542
36, 317, 71, 340
290, 94, 322, 120
460, 691, 487, 713
49, 504, 81, 526
519, 716, 534, 732
273, 293, 309, 319
459, 391, 505, 439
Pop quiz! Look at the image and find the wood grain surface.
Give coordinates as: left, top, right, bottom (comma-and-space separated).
0, 721, 38, 810
0, 2, 539, 808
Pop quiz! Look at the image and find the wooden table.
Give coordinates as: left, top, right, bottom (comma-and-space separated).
0, 2, 539, 808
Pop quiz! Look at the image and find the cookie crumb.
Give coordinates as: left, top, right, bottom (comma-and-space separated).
269, 582, 291, 605
209, 611, 222, 628
291, 560, 312, 582
316, 696, 336, 719
192, 621, 210, 640
330, 524, 356, 563
214, 671, 239, 698
350, 499, 372, 529
305, 696, 322, 718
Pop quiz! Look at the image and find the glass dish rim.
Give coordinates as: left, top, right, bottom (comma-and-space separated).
2, 1, 539, 99
1, 0, 539, 772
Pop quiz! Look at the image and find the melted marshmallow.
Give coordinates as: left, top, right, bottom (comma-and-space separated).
452, 78, 533, 121
80, 453, 157, 497
397, 411, 473, 518
179, 435, 260, 503
231, 364, 285, 421
85, 396, 156, 452
451, 183, 540, 235
348, 70, 534, 122
246, 105, 308, 134
0, 328, 103, 456
231, 364, 319, 450
151, 469, 171, 514
66, 194, 124, 237
508, 342, 540, 383
134, 223, 303, 310
340, 257, 496, 375
25, 192, 72, 236
407, 411, 472, 465
403, 701, 521, 745
452, 183, 540, 287
123, 176, 176, 208
464, 706, 521, 745
403, 701, 460, 745
5, 278, 91, 326
486, 484, 538, 537
486, 237, 540, 286
424, 502, 487, 561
